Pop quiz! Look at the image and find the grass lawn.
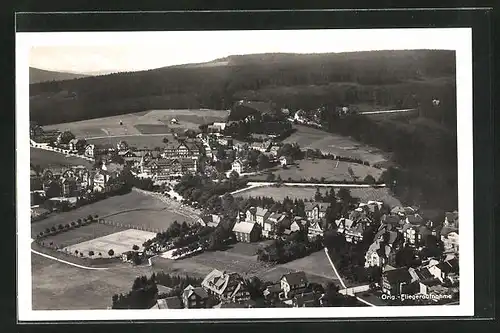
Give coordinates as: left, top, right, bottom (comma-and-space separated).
250, 160, 382, 182
31, 189, 190, 237
31, 253, 153, 310
104, 208, 194, 232
39, 223, 127, 248
283, 125, 389, 165
30, 147, 93, 169
134, 124, 170, 134
86, 134, 173, 150
235, 185, 401, 208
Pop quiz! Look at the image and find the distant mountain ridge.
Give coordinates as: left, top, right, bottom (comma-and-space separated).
29, 67, 90, 84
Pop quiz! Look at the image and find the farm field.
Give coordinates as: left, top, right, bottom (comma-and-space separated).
38, 223, 127, 248
235, 185, 401, 208
150, 240, 336, 286
62, 229, 157, 258
30, 189, 185, 237
32, 253, 153, 310
30, 147, 93, 169
283, 125, 389, 165
44, 109, 229, 139
249, 160, 383, 182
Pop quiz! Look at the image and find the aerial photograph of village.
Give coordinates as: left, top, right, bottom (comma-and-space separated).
27, 33, 460, 312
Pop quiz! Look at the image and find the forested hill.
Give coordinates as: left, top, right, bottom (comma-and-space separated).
30, 50, 456, 127
29, 67, 90, 84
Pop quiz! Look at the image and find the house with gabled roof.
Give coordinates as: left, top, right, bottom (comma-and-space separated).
150, 296, 183, 309
255, 207, 271, 227
201, 270, 250, 303
381, 266, 413, 296
263, 212, 285, 238
307, 218, 326, 240
231, 159, 248, 175
305, 202, 329, 221
408, 266, 434, 283
280, 271, 309, 299
428, 258, 459, 282
232, 221, 261, 243
402, 224, 432, 247
182, 285, 209, 308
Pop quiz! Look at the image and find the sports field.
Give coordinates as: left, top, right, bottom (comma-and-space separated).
30, 147, 93, 169
39, 223, 127, 249
235, 185, 401, 208
250, 160, 382, 182
31, 189, 193, 237
283, 125, 389, 165
62, 229, 157, 258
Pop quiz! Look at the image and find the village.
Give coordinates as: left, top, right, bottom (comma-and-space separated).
29, 100, 459, 309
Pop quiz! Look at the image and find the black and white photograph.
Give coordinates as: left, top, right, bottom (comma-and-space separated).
16, 27, 474, 321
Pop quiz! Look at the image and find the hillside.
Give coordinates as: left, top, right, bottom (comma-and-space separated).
29, 50, 456, 128
29, 67, 90, 84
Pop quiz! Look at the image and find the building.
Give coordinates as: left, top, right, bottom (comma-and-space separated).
69, 138, 87, 152
364, 239, 397, 268
263, 213, 285, 238
441, 230, 459, 254
381, 267, 413, 296
93, 169, 111, 192
418, 278, 444, 296
408, 266, 434, 283
244, 207, 257, 223
403, 224, 432, 247
250, 141, 272, 153
428, 258, 459, 282
231, 159, 248, 175
182, 285, 209, 309
84, 144, 95, 158
255, 207, 271, 227
305, 202, 329, 221
279, 155, 292, 167
61, 176, 79, 197
150, 297, 183, 309
116, 141, 129, 152
280, 271, 308, 299
232, 221, 261, 243
307, 218, 326, 240
292, 292, 321, 307
201, 270, 250, 303
202, 214, 222, 228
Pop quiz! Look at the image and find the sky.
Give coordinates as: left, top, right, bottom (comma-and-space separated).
27, 29, 461, 74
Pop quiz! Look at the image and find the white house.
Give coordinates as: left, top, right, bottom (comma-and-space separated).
279, 155, 292, 167
231, 159, 247, 175
84, 144, 95, 158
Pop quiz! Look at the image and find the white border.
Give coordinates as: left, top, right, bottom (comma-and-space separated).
16, 28, 473, 322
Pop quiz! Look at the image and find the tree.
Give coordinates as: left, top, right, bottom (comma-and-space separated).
396, 246, 419, 268
258, 153, 270, 170
162, 137, 169, 144
108, 249, 115, 256
132, 244, 140, 251
229, 170, 239, 182
59, 131, 75, 144
89, 250, 94, 256
364, 175, 376, 184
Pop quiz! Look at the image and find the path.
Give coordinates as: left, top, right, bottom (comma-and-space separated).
358, 108, 417, 115
31, 249, 109, 271
230, 181, 386, 196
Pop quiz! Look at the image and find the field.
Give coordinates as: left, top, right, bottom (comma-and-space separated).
31, 189, 194, 237
283, 125, 389, 165
30, 147, 93, 169
39, 223, 127, 248
249, 160, 383, 182
235, 185, 401, 208
32, 253, 153, 310
62, 229, 157, 258
151, 240, 337, 286
86, 134, 171, 150
44, 109, 229, 139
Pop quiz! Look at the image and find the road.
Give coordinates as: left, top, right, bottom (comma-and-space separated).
358, 108, 417, 115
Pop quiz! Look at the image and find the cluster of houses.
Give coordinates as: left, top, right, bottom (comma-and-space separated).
226, 202, 330, 243
30, 161, 122, 209
150, 269, 324, 309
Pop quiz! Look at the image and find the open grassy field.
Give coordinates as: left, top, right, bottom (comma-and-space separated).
39, 223, 127, 248
31, 189, 193, 237
283, 125, 389, 165
86, 134, 172, 150
63, 229, 157, 258
32, 253, 153, 310
30, 147, 93, 169
249, 160, 383, 182
235, 185, 401, 208
44, 109, 229, 139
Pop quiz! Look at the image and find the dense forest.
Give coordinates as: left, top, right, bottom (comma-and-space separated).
29, 50, 456, 128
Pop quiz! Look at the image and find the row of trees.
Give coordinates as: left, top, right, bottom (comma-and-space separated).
37, 214, 99, 239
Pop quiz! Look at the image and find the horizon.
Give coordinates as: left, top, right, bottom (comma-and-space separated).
27, 29, 460, 74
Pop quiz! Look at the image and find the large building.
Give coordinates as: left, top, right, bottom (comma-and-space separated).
201, 270, 250, 303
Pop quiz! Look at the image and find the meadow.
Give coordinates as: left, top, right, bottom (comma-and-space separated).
249, 160, 383, 182
39, 223, 127, 249
30, 147, 93, 169
31, 189, 195, 237
283, 125, 389, 165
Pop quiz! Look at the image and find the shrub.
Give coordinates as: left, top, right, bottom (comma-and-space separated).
108, 249, 114, 256
80, 253, 84, 257
70, 221, 76, 226
65, 223, 70, 229
50, 226, 56, 232
75, 250, 79, 254
98, 252, 102, 256
132, 245, 139, 251
89, 250, 94, 256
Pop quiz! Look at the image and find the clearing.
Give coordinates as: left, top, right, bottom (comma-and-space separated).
38, 223, 127, 249
43, 109, 229, 139
283, 125, 389, 165
249, 159, 383, 182
62, 229, 157, 258
235, 185, 401, 208
30, 147, 93, 169
31, 189, 196, 237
